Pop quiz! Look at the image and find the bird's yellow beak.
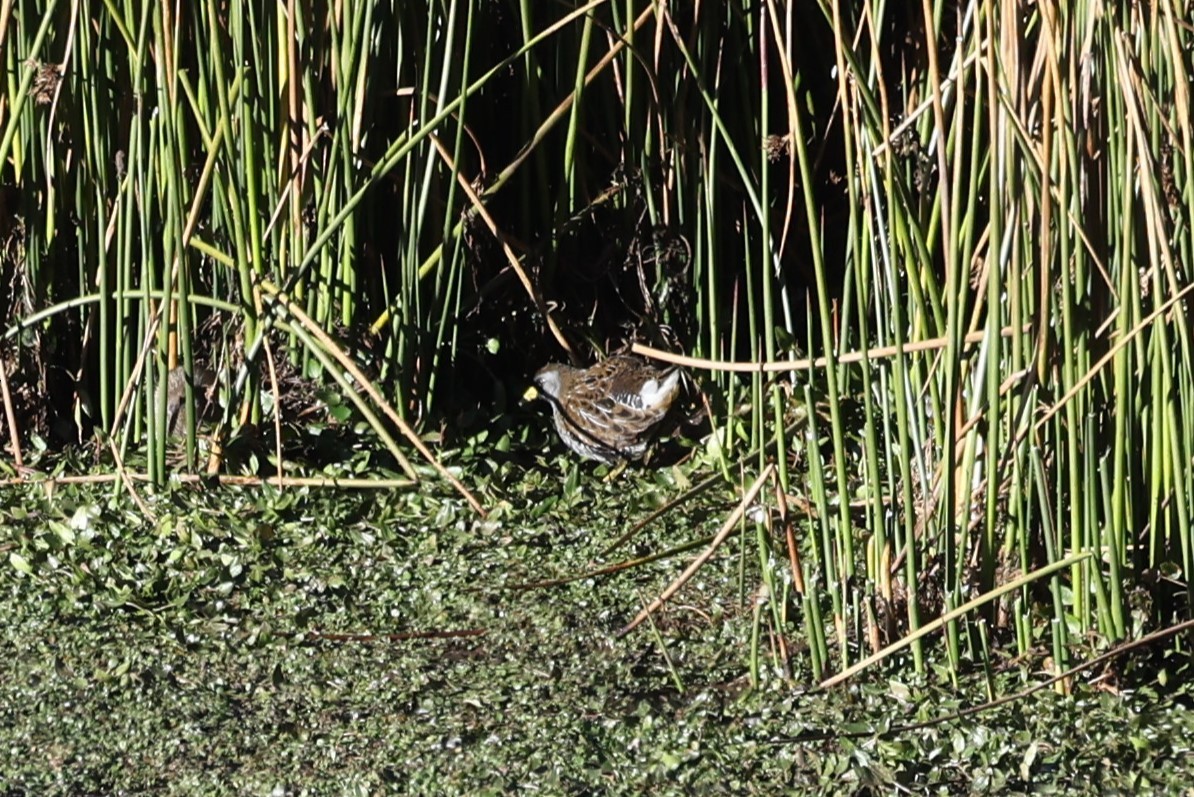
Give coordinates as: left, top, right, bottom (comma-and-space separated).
522, 384, 540, 402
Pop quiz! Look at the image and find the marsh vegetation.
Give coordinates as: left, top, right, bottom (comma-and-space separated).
1, 0, 1193, 792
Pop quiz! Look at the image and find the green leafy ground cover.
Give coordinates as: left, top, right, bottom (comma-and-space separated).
1, 463, 1192, 795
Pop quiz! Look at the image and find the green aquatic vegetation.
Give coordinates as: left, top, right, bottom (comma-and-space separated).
1, 468, 1190, 794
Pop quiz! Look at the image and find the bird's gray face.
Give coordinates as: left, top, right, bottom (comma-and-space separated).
533, 368, 563, 400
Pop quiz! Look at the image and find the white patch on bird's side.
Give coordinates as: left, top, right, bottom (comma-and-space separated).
637, 369, 679, 408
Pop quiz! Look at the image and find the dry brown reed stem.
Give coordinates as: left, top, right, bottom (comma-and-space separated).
0, 360, 21, 470
509, 536, 714, 592
1034, 279, 1194, 433
259, 326, 286, 486
632, 324, 1031, 374
429, 133, 573, 359
257, 277, 488, 518
481, 1, 656, 204
819, 551, 1090, 689
423, 1, 659, 362
768, 616, 1194, 745
618, 464, 775, 637
2, 472, 417, 489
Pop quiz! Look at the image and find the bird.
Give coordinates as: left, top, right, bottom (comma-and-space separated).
526, 354, 683, 464
160, 365, 217, 436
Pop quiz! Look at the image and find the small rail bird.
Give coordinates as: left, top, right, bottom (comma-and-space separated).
161, 366, 217, 436
526, 354, 682, 464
